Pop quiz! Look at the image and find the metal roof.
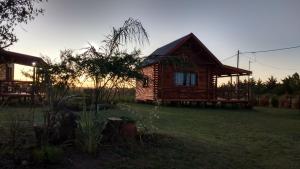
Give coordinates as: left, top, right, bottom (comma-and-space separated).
150, 33, 191, 56
0, 50, 46, 66
141, 33, 252, 76
142, 33, 222, 67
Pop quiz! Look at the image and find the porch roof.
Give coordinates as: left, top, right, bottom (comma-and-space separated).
0, 50, 46, 67
217, 65, 252, 77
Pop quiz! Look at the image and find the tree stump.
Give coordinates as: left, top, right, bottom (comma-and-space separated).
101, 117, 137, 144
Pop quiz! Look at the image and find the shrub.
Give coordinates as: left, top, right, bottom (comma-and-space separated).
76, 104, 103, 155
32, 146, 64, 164
292, 96, 300, 109
271, 97, 279, 108
0, 111, 35, 163
259, 96, 270, 107
279, 95, 292, 108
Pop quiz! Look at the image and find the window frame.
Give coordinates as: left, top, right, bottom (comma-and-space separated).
142, 76, 149, 87
174, 71, 198, 87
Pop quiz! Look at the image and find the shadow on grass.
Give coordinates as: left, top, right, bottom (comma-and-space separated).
66, 133, 261, 169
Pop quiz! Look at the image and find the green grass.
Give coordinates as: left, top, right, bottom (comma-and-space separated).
99, 104, 300, 169
0, 106, 45, 124
1, 104, 300, 169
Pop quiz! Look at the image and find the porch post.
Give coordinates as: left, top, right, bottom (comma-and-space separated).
5, 63, 14, 81
247, 76, 250, 102
230, 75, 233, 99
215, 75, 218, 100
236, 50, 240, 100
236, 74, 240, 100
31, 62, 36, 104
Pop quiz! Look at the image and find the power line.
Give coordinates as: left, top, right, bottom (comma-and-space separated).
241, 44, 300, 54
221, 54, 237, 61
222, 44, 300, 62
245, 56, 298, 71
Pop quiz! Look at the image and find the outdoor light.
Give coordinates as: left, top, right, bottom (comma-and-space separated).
249, 75, 253, 79
32, 61, 36, 67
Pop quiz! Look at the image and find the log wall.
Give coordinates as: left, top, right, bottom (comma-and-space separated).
157, 64, 216, 101
135, 65, 156, 101
0, 64, 5, 80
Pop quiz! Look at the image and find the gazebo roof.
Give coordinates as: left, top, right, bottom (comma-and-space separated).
0, 50, 46, 66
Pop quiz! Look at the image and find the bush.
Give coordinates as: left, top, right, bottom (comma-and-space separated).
279, 95, 292, 108
32, 146, 64, 164
292, 96, 300, 109
259, 96, 270, 107
76, 105, 103, 155
0, 111, 35, 163
271, 97, 279, 108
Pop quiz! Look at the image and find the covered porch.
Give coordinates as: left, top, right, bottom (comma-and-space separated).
157, 64, 252, 106
215, 65, 252, 104
0, 50, 46, 103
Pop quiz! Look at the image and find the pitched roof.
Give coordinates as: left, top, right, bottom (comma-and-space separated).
150, 33, 191, 56
0, 50, 46, 66
141, 33, 252, 76
143, 33, 222, 66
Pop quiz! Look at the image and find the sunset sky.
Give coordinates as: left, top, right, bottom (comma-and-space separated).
8, 0, 300, 82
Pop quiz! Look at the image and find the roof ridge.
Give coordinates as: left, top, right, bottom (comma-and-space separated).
142, 33, 223, 67
149, 33, 193, 56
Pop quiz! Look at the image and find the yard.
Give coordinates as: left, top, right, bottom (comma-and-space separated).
0, 104, 300, 169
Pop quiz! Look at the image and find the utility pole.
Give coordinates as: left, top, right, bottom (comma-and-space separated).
237, 50, 240, 68
248, 60, 251, 102
248, 60, 252, 71
236, 50, 240, 99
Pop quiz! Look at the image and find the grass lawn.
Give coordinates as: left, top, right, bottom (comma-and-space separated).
1, 104, 300, 169
100, 104, 300, 169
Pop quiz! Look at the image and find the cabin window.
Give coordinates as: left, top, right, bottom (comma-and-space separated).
142, 76, 149, 87
191, 73, 197, 86
175, 72, 184, 85
174, 72, 197, 86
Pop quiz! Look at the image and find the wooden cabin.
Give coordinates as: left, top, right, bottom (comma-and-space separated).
0, 50, 46, 103
136, 33, 252, 106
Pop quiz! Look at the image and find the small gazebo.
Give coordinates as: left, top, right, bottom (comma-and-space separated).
0, 50, 46, 102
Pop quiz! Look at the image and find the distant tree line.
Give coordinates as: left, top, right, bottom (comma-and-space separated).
220, 73, 300, 96
219, 73, 300, 108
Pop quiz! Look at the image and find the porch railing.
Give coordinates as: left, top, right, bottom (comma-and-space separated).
0, 80, 33, 95
216, 88, 250, 101
158, 87, 250, 101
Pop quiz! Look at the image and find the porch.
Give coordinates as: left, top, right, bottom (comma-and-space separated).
0, 80, 34, 102
0, 50, 46, 103
158, 88, 250, 105
157, 65, 252, 106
